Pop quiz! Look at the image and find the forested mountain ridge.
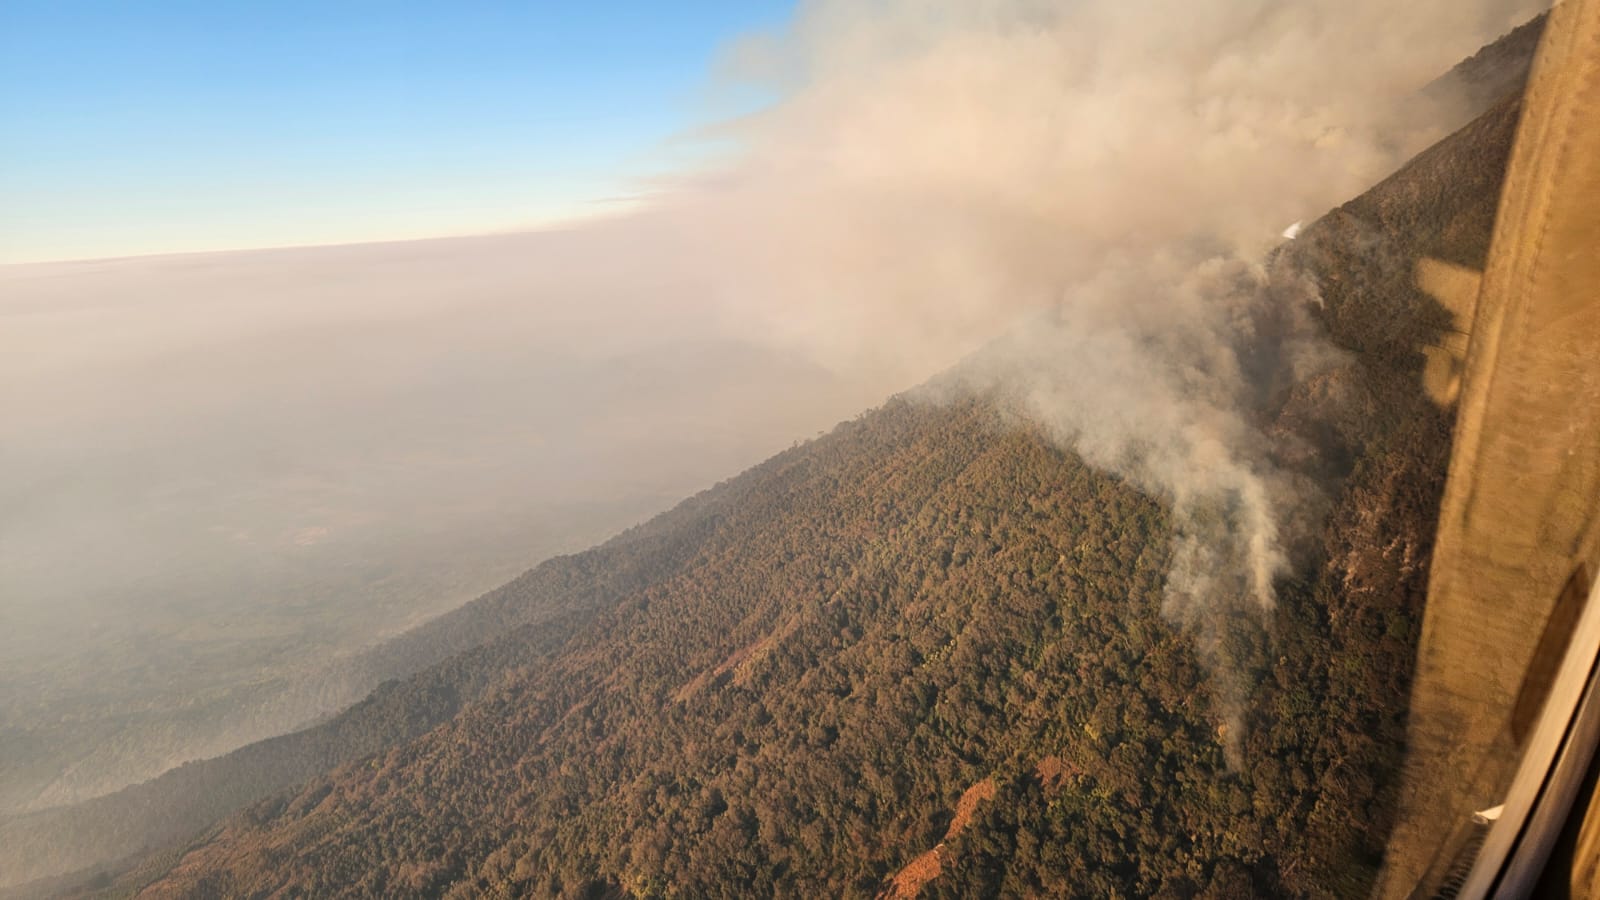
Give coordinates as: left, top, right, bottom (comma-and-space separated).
2, 18, 1543, 900
69, 80, 1529, 897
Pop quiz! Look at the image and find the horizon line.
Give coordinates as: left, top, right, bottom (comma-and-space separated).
0, 193, 655, 270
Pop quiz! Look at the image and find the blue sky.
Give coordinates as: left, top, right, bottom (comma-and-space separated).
0, 1, 796, 263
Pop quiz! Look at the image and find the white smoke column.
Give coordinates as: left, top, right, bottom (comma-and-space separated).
972, 252, 1340, 765
655, 0, 1546, 761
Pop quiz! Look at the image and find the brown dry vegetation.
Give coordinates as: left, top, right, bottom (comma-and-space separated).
879, 779, 996, 899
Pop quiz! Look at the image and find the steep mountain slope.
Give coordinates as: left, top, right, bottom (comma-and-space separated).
66, 81, 1530, 896
102, 396, 1251, 897
3, 19, 1544, 900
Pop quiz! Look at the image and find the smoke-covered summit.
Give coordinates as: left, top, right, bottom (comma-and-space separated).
635, 0, 1547, 755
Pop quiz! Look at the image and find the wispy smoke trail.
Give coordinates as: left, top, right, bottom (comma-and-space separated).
653, 0, 1546, 761
971, 252, 1341, 765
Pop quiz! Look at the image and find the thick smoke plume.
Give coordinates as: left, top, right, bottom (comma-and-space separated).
656, 0, 1546, 760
